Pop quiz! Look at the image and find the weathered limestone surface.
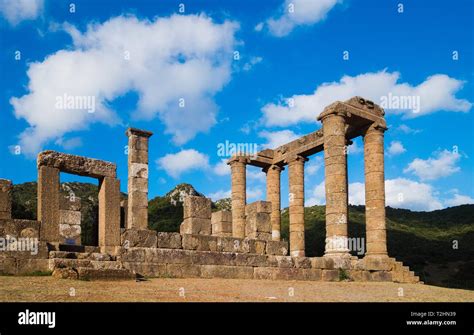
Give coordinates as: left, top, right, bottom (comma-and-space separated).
228, 157, 247, 238
364, 123, 388, 258
156, 232, 182, 249
121, 229, 157, 248
287, 155, 307, 257
0, 179, 12, 219
265, 165, 282, 240
98, 177, 120, 252
321, 112, 349, 257
126, 128, 152, 230
211, 210, 232, 237
180, 196, 212, 235
38, 166, 60, 243
245, 201, 271, 241
59, 195, 82, 245
37, 150, 116, 178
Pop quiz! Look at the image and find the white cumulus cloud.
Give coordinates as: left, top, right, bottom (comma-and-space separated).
444, 193, 474, 207
0, 0, 43, 25
404, 149, 461, 181
261, 70, 471, 127
260, 0, 342, 37
11, 14, 239, 155
156, 149, 210, 179
387, 140, 406, 156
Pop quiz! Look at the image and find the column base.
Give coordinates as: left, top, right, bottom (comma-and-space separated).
363, 254, 392, 271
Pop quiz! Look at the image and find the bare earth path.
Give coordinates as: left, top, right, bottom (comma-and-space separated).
1, 276, 473, 302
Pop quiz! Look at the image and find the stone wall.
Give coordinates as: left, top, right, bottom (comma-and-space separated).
59, 195, 81, 245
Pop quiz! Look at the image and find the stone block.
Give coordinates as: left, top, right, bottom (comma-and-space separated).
245, 201, 272, 215
274, 255, 295, 268
211, 210, 232, 224
52, 267, 78, 279
245, 212, 271, 235
182, 234, 218, 252
77, 268, 134, 280
216, 236, 250, 253
321, 269, 339, 281
166, 264, 201, 278
117, 247, 146, 262
266, 240, 288, 255
247, 239, 266, 255
234, 253, 268, 267
180, 218, 211, 235
38, 166, 60, 242
59, 210, 81, 225
59, 195, 81, 211
246, 232, 272, 241
59, 224, 81, 245
310, 257, 335, 269
121, 229, 157, 248
156, 232, 182, 249
191, 251, 236, 266
293, 257, 312, 268
37, 150, 116, 178
144, 248, 193, 264
183, 196, 212, 219
0, 258, 16, 274
98, 177, 120, 248
370, 271, 393, 282
200, 265, 254, 279
363, 256, 394, 271
348, 270, 371, 282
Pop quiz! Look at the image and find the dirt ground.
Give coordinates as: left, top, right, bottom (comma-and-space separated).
1, 276, 473, 302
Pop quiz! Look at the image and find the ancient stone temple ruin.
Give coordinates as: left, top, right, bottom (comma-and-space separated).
0, 97, 420, 283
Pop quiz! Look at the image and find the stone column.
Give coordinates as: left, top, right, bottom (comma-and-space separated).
287, 155, 307, 257
264, 165, 283, 241
98, 177, 121, 253
322, 112, 350, 257
38, 166, 60, 243
126, 128, 153, 230
0, 179, 12, 220
364, 123, 388, 258
228, 156, 247, 238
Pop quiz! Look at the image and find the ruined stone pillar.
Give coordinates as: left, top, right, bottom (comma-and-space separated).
98, 177, 121, 252
126, 128, 153, 230
321, 112, 350, 256
287, 155, 307, 257
0, 179, 12, 220
228, 157, 247, 238
364, 123, 388, 258
264, 165, 283, 241
38, 166, 60, 243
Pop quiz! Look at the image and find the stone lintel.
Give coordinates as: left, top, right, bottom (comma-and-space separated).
37, 150, 116, 179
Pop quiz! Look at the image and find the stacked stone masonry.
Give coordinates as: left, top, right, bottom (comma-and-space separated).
0, 99, 421, 284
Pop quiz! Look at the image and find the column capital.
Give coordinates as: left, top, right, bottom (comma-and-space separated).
262, 164, 284, 173
284, 154, 308, 165
126, 127, 153, 138
227, 155, 250, 166
317, 102, 349, 122
365, 122, 388, 135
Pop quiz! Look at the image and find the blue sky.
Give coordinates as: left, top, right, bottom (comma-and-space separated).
0, 0, 473, 211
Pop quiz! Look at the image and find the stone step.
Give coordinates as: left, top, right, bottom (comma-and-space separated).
49, 251, 113, 261
49, 258, 122, 270
76, 267, 135, 280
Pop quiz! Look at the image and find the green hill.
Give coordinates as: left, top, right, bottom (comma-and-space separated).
10, 182, 474, 290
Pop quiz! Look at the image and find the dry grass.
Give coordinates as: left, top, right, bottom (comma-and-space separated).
1, 276, 473, 302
